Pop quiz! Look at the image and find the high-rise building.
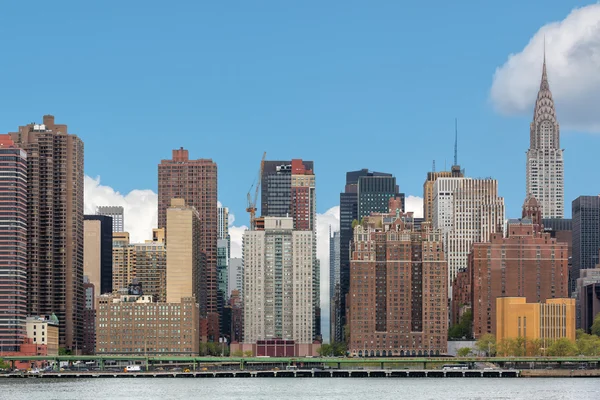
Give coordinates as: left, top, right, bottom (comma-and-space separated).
158, 148, 218, 339
357, 175, 403, 221
435, 178, 505, 290
338, 169, 402, 343
526, 57, 564, 218
348, 208, 448, 357
217, 206, 231, 258
572, 196, 600, 287
329, 229, 341, 343
10, 115, 84, 351
112, 232, 136, 292
217, 238, 229, 336
243, 217, 314, 344
423, 166, 464, 223
228, 257, 243, 298
575, 264, 600, 332
260, 159, 320, 339
470, 218, 568, 338
82, 277, 95, 355
84, 215, 113, 294
133, 230, 167, 302
0, 135, 27, 354
96, 206, 124, 233
166, 199, 200, 304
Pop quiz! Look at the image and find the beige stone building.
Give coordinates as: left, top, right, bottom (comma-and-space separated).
84, 219, 102, 295
166, 199, 200, 303
95, 294, 199, 355
111, 230, 167, 301
26, 316, 60, 356
112, 232, 136, 292
423, 166, 463, 223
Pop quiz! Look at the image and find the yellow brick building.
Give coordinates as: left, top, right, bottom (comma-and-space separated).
496, 297, 575, 346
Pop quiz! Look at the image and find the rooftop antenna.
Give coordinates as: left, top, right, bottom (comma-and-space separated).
432, 160, 436, 173
454, 118, 458, 166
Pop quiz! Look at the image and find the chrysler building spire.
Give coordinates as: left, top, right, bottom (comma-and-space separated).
526, 54, 564, 218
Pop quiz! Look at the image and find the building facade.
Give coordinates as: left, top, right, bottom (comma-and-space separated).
470, 219, 569, 338
26, 315, 59, 356
9, 115, 84, 351
96, 206, 124, 233
348, 209, 448, 357
166, 199, 200, 304
574, 265, 600, 332
438, 178, 505, 291
338, 169, 400, 344
96, 294, 199, 355
133, 233, 167, 302
423, 165, 464, 223
112, 232, 136, 292
228, 257, 243, 298
82, 278, 95, 354
84, 215, 113, 294
496, 297, 575, 346
526, 58, 564, 218
217, 238, 229, 337
0, 136, 27, 353
158, 148, 218, 340
572, 196, 600, 288
329, 229, 341, 343
243, 217, 314, 344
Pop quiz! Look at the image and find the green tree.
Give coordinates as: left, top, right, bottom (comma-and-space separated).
496, 338, 514, 356
0, 358, 9, 370
475, 334, 496, 356
231, 350, 244, 357
243, 350, 253, 358
547, 338, 578, 357
58, 347, 72, 356
591, 313, 600, 337
576, 330, 600, 356
351, 219, 359, 229
317, 344, 332, 357
526, 338, 542, 356
332, 342, 347, 356
457, 347, 472, 357
448, 310, 473, 340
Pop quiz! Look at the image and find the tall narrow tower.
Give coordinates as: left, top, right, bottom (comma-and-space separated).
526, 56, 564, 218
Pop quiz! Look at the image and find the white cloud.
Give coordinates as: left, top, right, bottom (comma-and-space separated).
405, 195, 423, 218
84, 175, 157, 243
490, 3, 600, 132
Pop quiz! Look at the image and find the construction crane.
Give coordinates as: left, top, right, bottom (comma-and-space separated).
246, 152, 266, 230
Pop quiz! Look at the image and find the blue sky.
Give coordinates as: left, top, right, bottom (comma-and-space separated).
1, 0, 599, 223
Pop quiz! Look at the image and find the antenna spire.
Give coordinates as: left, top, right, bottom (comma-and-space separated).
454, 118, 458, 166
432, 160, 436, 173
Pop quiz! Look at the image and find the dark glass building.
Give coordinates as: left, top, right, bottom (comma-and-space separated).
84, 215, 114, 294
572, 196, 600, 287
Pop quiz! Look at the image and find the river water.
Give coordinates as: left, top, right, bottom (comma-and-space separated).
0, 378, 597, 400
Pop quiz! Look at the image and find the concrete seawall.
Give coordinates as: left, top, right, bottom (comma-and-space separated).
0, 369, 521, 378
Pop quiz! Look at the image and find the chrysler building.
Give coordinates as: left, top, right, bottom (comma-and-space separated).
526, 56, 564, 218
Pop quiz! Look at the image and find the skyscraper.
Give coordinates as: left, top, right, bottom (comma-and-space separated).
337, 169, 402, 343
423, 166, 464, 223
0, 135, 27, 354
526, 56, 564, 218
10, 115, 84, 351
243, 217, 314, 344
434, 178, 505, 290
96, 206, 124, 233
357, 175, 403, 220
166, 199, 200, 304
158, 147, 218, 340
217, 238, 229, 337
572, 196, 600, 286
329, 229, 341, 343
259, 159, 319, 339
84, 215, 114, 294
348, 209, 447, 357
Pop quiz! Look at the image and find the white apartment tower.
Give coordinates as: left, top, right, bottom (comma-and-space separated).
97, 206, 125, 233
243, 217, 314, 343
526, 56, 564, 218
434, 178, 505, 290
